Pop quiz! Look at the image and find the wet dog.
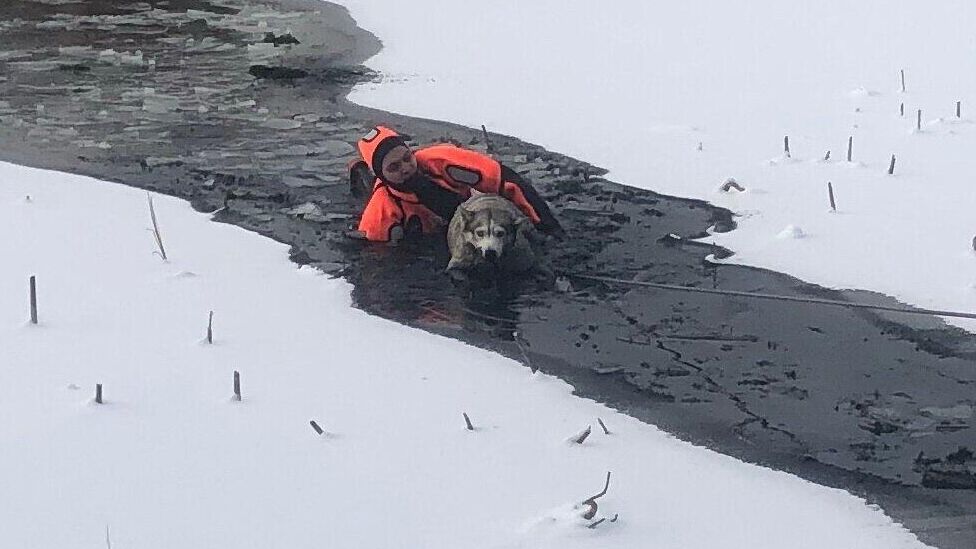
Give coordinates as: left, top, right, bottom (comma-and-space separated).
446, 194, 547, 280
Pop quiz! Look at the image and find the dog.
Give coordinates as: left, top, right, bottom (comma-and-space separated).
446, 194, 548, 279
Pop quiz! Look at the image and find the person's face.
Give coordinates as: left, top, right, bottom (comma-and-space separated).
381, 145, 417, 185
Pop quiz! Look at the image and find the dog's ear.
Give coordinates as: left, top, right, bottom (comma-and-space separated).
458, 206, 474, 226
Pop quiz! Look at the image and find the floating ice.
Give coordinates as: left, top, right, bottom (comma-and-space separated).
262, 118, 302, 130
282, 202, 328, 220
319, 139, 355, 156
142, 94, 180, 114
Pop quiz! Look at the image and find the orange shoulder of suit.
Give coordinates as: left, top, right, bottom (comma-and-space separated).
414, 144, 503, 195
414, 145, 540, 222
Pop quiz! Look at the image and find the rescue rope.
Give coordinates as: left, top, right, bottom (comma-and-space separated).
567, 273, 976, 321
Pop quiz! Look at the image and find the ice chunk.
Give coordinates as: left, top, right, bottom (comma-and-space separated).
319, 139, 354, 156
142, 94, 180, 114
282, 202, 328, 221
58, 45, 93, 56
920, 404, 973, 420
262, 118, 301, 130
118, 50, 144, 66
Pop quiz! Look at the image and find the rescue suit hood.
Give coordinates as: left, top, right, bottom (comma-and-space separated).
358, 126, 407, 183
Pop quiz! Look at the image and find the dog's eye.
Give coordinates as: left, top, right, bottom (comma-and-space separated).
494, 228, 506, 237
475, 229, 487, 238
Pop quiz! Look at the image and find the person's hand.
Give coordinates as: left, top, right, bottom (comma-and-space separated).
388, 225, 404, 245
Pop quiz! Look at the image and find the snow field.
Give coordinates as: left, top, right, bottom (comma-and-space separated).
0, 161, 929, 548
339, 0, 976, 331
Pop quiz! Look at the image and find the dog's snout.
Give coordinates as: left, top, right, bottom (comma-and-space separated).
483, 249, 499, 262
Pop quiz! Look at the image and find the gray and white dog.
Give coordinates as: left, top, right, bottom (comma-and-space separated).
446, 194, 548, 279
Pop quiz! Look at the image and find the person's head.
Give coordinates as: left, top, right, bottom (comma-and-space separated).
357, 126, 418, 186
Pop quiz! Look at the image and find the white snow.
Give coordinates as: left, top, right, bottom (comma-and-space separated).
776, 224, 806, 240
0, 162, 930, 547
339, 0, 976, 331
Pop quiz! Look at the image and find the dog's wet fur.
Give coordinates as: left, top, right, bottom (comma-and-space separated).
446, 194, 548, 280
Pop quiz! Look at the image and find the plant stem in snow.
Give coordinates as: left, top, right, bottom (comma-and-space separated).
720, 178, 744, 192
95, 384, 103, 404
846, 136, 853, 162
206, 310, 214, 344
309, 420, 324, 435
463, 412, 474, 431
598, 418, 610, 435
581, 471, 612, 520
957, 100, 962, 118
917, 109, 922, 131
900, 69, 906, 93
572, 425, 592, 444
513, 330, 536, 373
823, 150, 830, 161
147, 193, 167, 261
783, 136, 790, 158
888, 155, 896, 175
481, 124, 493, 153
29, 275, 37, 325
233, 370, 241, 401
828, 182, 836, 212
900, 102, 904, 117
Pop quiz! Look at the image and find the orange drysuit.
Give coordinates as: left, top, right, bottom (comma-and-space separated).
355, 126, 560, 242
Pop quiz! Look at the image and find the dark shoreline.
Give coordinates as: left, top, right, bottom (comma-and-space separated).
0, 0, 974, 546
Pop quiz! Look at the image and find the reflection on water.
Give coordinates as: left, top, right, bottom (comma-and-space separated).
347, 233, 545, 343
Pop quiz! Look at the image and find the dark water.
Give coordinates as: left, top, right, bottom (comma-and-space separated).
0, 0, 973, 545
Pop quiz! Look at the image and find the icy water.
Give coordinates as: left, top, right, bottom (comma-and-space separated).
0, 0, 974, 545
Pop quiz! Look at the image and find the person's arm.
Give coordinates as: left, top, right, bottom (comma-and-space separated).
415, 144, 504, 194
416, 144, 563, 234
500, 165, 564, 235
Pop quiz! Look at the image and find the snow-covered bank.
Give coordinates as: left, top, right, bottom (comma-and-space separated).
338, 0, 976, 331
0, 162, 929, 547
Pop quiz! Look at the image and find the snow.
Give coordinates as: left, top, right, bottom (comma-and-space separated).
339, 0, 976, 331
0, 162, 930, 547
776, 224, 806, 240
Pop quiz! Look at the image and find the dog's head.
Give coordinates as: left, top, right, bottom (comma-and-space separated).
458, 206, 529, 264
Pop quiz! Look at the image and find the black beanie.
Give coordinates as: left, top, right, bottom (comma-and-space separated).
371, 135, 408, 182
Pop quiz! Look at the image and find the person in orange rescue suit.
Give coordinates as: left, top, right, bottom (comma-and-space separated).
351, 125, 563, 242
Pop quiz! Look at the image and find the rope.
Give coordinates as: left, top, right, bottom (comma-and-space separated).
568, 273, 976, 321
